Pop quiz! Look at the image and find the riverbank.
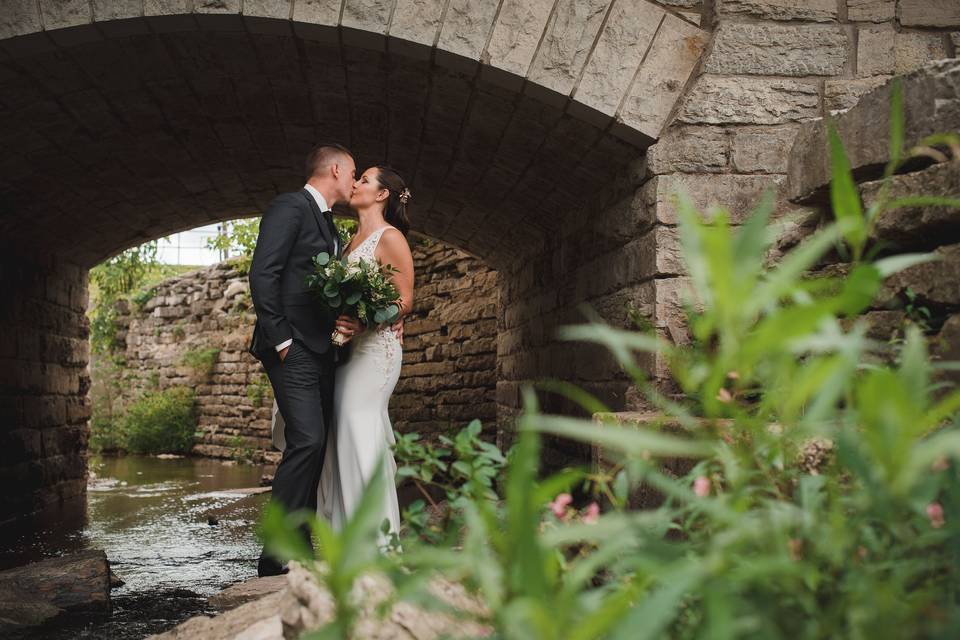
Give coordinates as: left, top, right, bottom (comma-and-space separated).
1, 455, 268, 639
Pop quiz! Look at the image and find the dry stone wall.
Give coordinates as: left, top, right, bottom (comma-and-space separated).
100, 239, 498, 463
0, 256, 90, 525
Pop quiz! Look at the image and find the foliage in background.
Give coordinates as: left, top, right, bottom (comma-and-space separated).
206, 217, 260, 275
335, 217, 358, 250
88, 242, 160, 355
123, 387, 197, 455
393, 420, 507, 543
259, 80, 960, 638
181, 347, 221, 381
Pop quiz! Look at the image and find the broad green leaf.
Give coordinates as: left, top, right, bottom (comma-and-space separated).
315, 252, 330, 266
828, 123, 867, 260
874, 252, 940, 277
529, 414, 712, 459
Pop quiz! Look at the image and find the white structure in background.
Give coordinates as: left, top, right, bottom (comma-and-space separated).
156, 223, 229, 266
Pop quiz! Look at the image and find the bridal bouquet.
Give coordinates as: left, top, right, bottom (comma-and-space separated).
306, 252, 401, 346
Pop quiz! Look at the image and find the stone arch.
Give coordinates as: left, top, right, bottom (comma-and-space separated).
0, 1, 709, 522
0, 0, 706, 268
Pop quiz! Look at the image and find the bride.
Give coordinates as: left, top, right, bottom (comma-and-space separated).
272, 165, 414, 547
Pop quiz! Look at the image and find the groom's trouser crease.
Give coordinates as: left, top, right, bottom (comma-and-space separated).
263, 339, 335, 548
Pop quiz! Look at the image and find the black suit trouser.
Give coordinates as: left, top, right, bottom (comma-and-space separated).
261, 339, 334, 558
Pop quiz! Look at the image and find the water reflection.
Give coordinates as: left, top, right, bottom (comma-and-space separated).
1, 455, 269, 639
84, 456, 267, 596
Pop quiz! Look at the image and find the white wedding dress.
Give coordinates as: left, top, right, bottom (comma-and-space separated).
271, 225, 403, 547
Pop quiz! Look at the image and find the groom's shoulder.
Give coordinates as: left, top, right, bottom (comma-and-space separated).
268, 190, 308, 210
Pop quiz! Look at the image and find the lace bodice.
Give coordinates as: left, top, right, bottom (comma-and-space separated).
345, 226, 401, 386
346, 226, 391, 266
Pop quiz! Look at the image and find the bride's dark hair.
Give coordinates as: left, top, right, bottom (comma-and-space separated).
373, 166, 411, 237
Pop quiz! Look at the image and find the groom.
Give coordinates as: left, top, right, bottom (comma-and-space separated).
248, 143, 356, 577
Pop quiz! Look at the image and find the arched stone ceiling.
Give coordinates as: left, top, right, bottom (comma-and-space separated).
0, 1, 707, 268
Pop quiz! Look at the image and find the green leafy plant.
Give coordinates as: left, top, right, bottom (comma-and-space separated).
393, 420, 507, 542
207, 217, 260, 275
123, 387, 197, 455
181, 347, 220, 380
246, 374, 270, 408
131, 287, 156, 312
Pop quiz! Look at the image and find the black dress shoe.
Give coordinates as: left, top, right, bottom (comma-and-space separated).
257, 556, 289, 577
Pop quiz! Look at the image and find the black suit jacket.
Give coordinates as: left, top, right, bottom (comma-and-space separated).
248, 189, 340, 361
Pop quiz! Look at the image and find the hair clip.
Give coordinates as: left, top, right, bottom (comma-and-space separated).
399, 188, 412, 204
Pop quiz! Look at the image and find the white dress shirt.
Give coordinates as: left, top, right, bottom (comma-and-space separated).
275, 184, 336, 353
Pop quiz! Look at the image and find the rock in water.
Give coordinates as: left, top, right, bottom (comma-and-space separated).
0, 549, 112, 631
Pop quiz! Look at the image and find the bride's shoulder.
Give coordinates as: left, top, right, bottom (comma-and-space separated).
376, 227, 413, 258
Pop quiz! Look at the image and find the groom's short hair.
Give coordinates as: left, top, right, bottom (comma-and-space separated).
305, 143, 353, 179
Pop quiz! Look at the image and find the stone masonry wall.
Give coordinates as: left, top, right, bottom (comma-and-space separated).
638, 0, 960, 392
0, 256, 90, 526
99, 239, 498, 463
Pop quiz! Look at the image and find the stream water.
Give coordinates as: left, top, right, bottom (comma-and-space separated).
1, 455, 270, 639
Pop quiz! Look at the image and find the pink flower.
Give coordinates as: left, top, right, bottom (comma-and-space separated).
693, 476, 711, 498
549, 493, 573, 519
927, 502, 945, 529
582, 502, 600, 524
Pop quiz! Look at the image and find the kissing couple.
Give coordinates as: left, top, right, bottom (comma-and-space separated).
248, 143, 415, 577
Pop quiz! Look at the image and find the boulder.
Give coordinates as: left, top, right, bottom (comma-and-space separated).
0, 549, 111, 631
152, 562, 491, 640
208, 575, 288, 611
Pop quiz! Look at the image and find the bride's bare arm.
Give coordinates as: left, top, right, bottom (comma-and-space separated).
376, 228, 415, 318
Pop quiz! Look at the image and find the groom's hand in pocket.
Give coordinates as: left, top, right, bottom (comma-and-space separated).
279, 346, 290, 361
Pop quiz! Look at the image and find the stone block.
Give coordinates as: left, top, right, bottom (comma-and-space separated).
846, 0, 895, 22
705, 23, 847, 77
437, 0, 499, 61
730, 125, 798, 174
617, 13, 707, 141
527, 0, 611, 97
788, 59, 960, 202
91, 0, 142, 22
390, 0, 445, 47
574, 0, 664, 119
643, 173, 786, 225
486, 0, 555, 78
645, 125, 729, 175
342, 0, 393, 35
243, 0, 292, 19
677, 76, 820, 125
864, 162, 960, 250
858, 26, 947, 77
39, 0, 91, 30
291, 0, 341, 26
899, 0, 960, 27
716, 0, 838, 21
824, 76, 892, 113
195, 0, 241, 14
0, 0, 42, 39
881, 243, 960, 307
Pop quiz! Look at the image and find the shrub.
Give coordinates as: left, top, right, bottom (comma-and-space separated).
181, 347, 220, 380
123, 387, 197, 455
89, 413, 126, 454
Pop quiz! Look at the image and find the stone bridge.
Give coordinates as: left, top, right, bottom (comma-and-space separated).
1, 0, 957, 524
